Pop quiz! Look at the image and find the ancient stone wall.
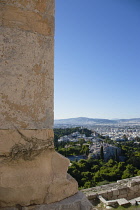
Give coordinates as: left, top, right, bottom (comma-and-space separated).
83, 176, 140, 207
0, 0, 79, 207
0, 0, 54, 155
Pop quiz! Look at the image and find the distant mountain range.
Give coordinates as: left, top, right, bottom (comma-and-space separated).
54, 117, 140, 126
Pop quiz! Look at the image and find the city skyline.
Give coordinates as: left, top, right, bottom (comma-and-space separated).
54, 0, 140, 120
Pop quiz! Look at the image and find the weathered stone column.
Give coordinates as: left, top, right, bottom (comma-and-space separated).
0, 0, 78, 207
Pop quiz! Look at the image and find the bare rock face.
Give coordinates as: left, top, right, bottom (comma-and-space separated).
0, 0, 78, 207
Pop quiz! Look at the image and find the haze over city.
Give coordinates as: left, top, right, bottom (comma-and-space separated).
54, 0, 140, 120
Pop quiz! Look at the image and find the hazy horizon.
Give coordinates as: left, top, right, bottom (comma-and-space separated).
54, 116, 140, 120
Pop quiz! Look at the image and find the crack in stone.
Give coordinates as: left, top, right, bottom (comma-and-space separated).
2, 128, 54, 161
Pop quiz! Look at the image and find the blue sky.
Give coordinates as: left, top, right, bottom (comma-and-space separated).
54, 0, 140, 120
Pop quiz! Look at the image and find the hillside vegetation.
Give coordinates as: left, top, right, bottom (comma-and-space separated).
54, 128, 140, 189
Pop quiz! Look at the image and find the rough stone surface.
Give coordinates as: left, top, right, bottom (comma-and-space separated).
0, 129, 54, 157
117, 198, 130, 206
82, 176, 140, 207
25, 191, 93, 210
0, 192, 93, 210
0, 0, 79, 208
0, 150, 78, 207
0, 208, 17, 210
129, 198, 136, 205
0, 26, 54, 129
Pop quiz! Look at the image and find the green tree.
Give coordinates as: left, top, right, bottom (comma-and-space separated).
78, 138, 85, 147
122, 164, 138, 179
81, 145, 89, 156
100, 145, 104, 160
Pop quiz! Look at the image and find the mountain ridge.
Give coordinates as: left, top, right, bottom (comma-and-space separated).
54, 117, 140, 125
